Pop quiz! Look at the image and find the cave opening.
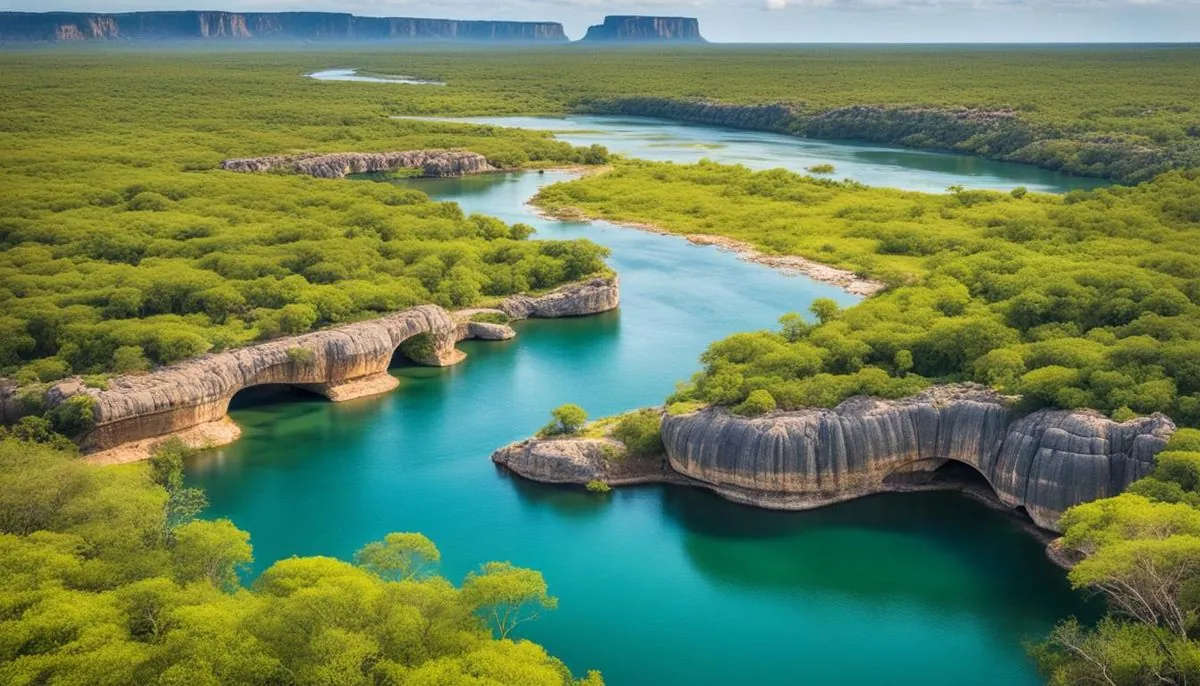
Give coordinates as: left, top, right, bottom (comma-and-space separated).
227, 383, 326, 411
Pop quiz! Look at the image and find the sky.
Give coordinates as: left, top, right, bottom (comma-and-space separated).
10, 0, 1200, 42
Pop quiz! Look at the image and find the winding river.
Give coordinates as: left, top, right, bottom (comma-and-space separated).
187, 117, 1103, 684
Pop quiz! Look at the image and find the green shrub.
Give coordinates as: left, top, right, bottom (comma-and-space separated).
538, 404, 588, 437
47, 394, 97, 438
733, 390, 777, 417
807, 163, 836, 174
286, 347, 317, 366
470, 311, 511, 325
611, 410, 664, 457
586, 480, 612, 493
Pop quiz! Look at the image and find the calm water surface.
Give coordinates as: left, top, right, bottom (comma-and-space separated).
309, 68, 445, 85
416, 114, 1107, 194
189, 169, 1091, 684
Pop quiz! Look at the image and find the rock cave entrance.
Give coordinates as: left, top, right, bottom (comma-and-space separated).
227, 383, 327, 411
884, 458, 999, 499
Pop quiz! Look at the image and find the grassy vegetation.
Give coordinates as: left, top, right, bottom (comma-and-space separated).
539, 160, 1200, 424
0, 51, 616, 383
0, 432, 602, 685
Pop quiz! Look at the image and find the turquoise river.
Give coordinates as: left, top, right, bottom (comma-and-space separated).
187, 119, 1102, 685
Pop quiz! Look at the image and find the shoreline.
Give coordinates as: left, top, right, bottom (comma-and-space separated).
528, 196, 884, 297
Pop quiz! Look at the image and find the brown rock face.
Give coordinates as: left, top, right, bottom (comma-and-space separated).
492, 437, 672, 486
662, 386, 1175, 531
220, 150, 494, 179
500, 276, 620, 319
1, 277, 619, 460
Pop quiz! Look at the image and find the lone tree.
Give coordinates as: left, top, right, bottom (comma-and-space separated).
538, 404, 588, 437
354, 532, 441, 582
462, 562, 558, 639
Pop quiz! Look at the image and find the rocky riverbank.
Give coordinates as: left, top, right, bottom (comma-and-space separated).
491, 384, 1175, 533
220, 150, 495, 179
2, 276, 619, 463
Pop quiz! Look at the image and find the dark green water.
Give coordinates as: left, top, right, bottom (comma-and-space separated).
188, 169, 1093, 685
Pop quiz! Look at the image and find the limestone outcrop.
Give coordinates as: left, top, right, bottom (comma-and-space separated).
661, 386, 1175, 531
500, 276, 620, 319
2, 277, 618, 459
493, 438, 671, 486
220, 150, 494, 179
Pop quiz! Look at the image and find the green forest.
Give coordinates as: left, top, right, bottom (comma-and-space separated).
0, 432, 602, 685
4, 45, 1200, 684
537, 161, 1200, 423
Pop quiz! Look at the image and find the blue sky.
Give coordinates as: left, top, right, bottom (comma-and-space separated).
12, 0, 1200, 42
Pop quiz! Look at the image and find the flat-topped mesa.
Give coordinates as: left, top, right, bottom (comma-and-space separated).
662, 385, 1176, 531
580, 16, 706, 43
1, 276, 618, 461
220, 150, 494, 179
0, 12, 568, 42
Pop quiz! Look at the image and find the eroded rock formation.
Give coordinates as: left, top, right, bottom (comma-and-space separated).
2, 277, 618, 460
491, 385, 1174, 531
662, 386, 1175, 530
580, 16, 705, 43
0, 12, 568, 42
493, 438, 672, 486
220, 150, 494, 179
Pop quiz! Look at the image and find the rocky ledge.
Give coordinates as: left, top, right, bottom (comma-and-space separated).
490, 384, 1174, 532
663, 385, 1175, 531
220, 150, 494, 179
3, 276, 618, 462
493, 437, 676, 486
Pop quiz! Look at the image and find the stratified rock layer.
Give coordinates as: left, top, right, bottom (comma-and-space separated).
662, 386, 1175, 530
580, 16, 705, 43
220, 150, 494, 179
0, 12, 567, 42
492, 438, 670, 485
2, 277, 617, 457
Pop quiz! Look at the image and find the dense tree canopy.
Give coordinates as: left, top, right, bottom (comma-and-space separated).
0, 434, 602, 685
538, 161, 1200, 423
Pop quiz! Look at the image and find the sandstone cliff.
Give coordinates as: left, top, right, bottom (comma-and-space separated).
220, 150, 494, 179
0, 12, 567, 42
2, 277, 618, 460
580, 16, 705, 43
662, 386, 1175, 530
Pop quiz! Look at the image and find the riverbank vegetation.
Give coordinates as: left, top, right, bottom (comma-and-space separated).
1034, 429, 1200, 684
0, 53, 613, 383
538, 161, 1200, 425
0, 431, 601, 685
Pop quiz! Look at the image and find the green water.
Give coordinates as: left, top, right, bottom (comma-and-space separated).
188, 165, 1094, 684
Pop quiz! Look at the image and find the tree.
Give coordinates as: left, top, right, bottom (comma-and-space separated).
809, 298, 841, 325
354, 532, 440, 581
538, 404, 588, 437
894, 350, 914, 377
733, 389, 777, 417
778, 312, 810, 343
170, 519, 252, 591
461, 562, 558, 639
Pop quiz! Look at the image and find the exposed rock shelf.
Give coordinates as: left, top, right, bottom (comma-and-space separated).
491, 385, 1175, 532
2, 277, 618, 461
663, 385, 1174, 531
0, 12, 568, 42
220, 150, 494, 179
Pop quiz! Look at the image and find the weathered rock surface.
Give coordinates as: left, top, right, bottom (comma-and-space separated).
220, 150, 494, 179
492, 438, 670, 485
662, 385, 1176, 531
500, 275, 620, 319
1, 277, 619, 459
0, 12, 568, 42
580, 16, 705, 43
